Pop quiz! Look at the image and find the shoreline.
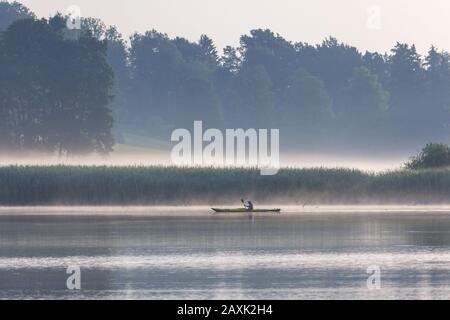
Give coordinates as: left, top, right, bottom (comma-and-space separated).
2, 166, 450, 206
2, 205, 450, 216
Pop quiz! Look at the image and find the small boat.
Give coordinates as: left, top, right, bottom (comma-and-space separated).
212, 208, 281, 213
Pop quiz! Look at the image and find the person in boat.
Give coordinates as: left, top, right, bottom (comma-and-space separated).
242, 199, 254, 211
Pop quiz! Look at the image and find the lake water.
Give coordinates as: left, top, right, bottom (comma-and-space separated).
2, 206, 450, 300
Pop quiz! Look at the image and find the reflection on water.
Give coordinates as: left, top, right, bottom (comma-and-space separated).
1, 208, 450, 299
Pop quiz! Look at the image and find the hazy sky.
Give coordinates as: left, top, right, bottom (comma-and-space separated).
17, 0, 450, 54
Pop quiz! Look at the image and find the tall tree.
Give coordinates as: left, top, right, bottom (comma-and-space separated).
0, 15, 114, 155
388, 43, 424, 115
339, 67, 389, 119
76, 18, 130, 142
226, 65, 276, 128
239, 29, 297, 99
423, 46, 450, 140
220, 46, 241, 74
199, 34, 219, 67
281, 68, 332, 142
313, 37, 363, 100
362, 51, 390, 87
0, 1, 34, 31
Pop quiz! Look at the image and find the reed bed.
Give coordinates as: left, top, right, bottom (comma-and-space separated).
1, 166, 450, 205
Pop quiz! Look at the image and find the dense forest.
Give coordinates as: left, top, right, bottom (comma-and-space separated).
2, 1, 450, 156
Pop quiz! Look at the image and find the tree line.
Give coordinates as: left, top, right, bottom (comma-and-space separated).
2, 1, 450, 155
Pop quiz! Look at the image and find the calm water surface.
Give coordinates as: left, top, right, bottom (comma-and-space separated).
1, 207, 450, 299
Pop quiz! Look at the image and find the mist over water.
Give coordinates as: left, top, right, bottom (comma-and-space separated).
0, 151, 408, 172
2, 207, 450, 300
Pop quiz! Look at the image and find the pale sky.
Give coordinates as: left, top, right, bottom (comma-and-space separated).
17, 0, 450, 55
